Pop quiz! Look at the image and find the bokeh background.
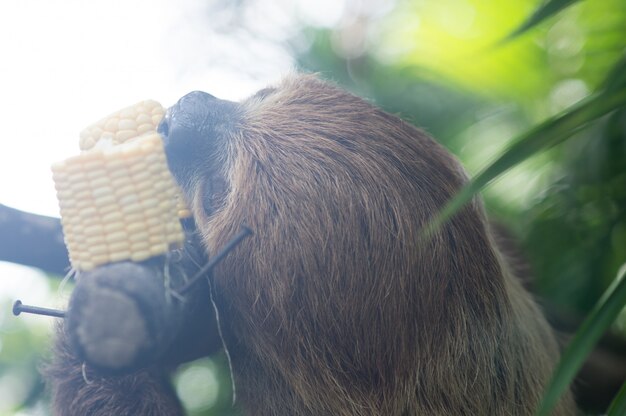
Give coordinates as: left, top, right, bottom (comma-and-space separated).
0, 0, 624, 414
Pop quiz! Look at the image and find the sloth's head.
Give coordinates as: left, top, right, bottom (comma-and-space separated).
161, 74, 485, 255
158, 74, 515, 414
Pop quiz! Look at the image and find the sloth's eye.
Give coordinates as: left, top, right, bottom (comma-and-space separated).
254, 87, 277, 100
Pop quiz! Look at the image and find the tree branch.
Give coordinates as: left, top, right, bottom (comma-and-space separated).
0, 204, 69, 276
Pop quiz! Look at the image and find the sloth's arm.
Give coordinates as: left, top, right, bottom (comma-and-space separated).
66, 220, 222, 368
63, 258, 220, 373
0, 205, 220, 368
45, 323, 186, 416
43, 234, 222, 416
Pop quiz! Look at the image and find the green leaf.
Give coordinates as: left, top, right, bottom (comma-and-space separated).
603, 53, 626, 91
425, 84, 626, 236
608, 379, 626, 416
536, 264, 626, 416
506, 0, 581, 40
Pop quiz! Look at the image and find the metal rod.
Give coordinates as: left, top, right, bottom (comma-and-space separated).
12, 300, 66, 318
178, 225, 253, 294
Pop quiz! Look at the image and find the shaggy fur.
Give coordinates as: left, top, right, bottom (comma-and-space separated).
47, 325, 184, 415
47, 74, 576, 415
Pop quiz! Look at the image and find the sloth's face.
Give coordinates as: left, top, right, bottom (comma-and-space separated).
158, 76, 408, 226
158, 75, 468, 261
159, 91, 241, 219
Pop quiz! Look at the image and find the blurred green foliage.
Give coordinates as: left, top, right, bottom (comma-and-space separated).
292, 0, 626, 320
0, 303, 48, 416
0, 270, 59, 416
175, 354, 241, 416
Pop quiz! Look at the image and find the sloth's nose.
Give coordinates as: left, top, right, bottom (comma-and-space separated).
158, 91, 219, 148
160, 91, 239, 187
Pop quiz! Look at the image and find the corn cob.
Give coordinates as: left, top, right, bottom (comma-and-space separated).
78, 100, 190, 219
52, 100, 191, 271
79, 100, 165, 151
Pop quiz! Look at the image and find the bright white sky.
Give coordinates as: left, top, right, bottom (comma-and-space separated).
0, 0, 313, 217
0, 0, 348, 333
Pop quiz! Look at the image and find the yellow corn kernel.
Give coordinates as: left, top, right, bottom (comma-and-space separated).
52, 132, 186, 271
79, 99, 190, 219
79, 100, 164, 151
53, 99, 194, 271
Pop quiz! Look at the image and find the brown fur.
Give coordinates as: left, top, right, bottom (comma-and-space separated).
46, 324, 184, 415
188, 75, 576, 415
47, 74, 576, 415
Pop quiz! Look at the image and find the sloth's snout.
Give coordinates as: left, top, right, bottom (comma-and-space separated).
159, 91, 218, 149
160, 91, 239, 197
160, 91, 239, 154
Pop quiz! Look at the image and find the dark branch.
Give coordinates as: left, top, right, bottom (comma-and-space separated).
0, 204, 70, 276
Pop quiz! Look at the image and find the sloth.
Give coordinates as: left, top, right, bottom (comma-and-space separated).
46, 74, 576, 415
